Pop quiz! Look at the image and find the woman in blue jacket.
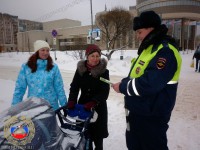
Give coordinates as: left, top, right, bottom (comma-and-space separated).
12, 40, 67, 110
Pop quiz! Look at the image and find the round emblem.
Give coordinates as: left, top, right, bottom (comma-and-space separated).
4, 116, 35, 147
156, 58, 166, 69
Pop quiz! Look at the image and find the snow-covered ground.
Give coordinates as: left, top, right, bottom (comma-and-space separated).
0, 49, 199, 150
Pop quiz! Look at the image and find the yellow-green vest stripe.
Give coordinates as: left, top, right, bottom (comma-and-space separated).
130, 43, 182, 82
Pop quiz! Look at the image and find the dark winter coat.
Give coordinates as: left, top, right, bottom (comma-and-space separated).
68, 58, 110, 139
120, 24, 181, 117
193, 47, 200, 59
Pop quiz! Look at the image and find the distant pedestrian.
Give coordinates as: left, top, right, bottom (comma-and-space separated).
192, 44, 200, 72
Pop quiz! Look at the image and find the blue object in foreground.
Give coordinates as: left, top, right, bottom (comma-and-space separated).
67, 104, 92, 120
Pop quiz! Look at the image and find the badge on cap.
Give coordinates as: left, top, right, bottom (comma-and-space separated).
156, 58, 166, 69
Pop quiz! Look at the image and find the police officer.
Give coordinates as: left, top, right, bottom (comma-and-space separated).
112, 11, 182, 150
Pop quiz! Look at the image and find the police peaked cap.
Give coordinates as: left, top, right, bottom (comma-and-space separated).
133, 10, 161, 31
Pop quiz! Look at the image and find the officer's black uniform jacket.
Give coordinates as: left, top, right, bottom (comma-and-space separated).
119, 25, 181, 117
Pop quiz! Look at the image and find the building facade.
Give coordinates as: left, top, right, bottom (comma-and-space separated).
19, 19, 43, 32
0, 13, 43, 52
2, 0, 200, 52
17, 19, 84, 52
43, 19, 81, 32
0, 13, 18, 52
17, 31, 52, 52
135, 0, 200, 50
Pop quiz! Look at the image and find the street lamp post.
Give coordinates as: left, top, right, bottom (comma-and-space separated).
90, 0, 93, 44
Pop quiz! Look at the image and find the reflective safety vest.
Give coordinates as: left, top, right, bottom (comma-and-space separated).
129, 42, 182, 84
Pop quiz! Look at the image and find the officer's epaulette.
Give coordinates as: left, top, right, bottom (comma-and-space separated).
151, 38, 178, 53
151, 42, 165, 53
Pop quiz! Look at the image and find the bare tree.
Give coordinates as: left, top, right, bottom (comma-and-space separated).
96, 7, 132, 60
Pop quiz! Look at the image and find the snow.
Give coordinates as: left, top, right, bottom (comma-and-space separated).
0, 49, 200, 150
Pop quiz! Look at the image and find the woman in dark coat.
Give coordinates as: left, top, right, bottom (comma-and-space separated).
67, 44, 110, 150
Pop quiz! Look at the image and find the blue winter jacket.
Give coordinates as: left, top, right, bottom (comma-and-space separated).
12, 59, 67, 110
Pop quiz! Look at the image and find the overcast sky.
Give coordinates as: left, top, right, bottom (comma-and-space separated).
0, 0, 136, 26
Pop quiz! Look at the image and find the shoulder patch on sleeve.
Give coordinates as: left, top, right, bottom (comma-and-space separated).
156, 58, 166, 69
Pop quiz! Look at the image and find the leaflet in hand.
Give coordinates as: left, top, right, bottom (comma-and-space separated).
100, 77, 113, 85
